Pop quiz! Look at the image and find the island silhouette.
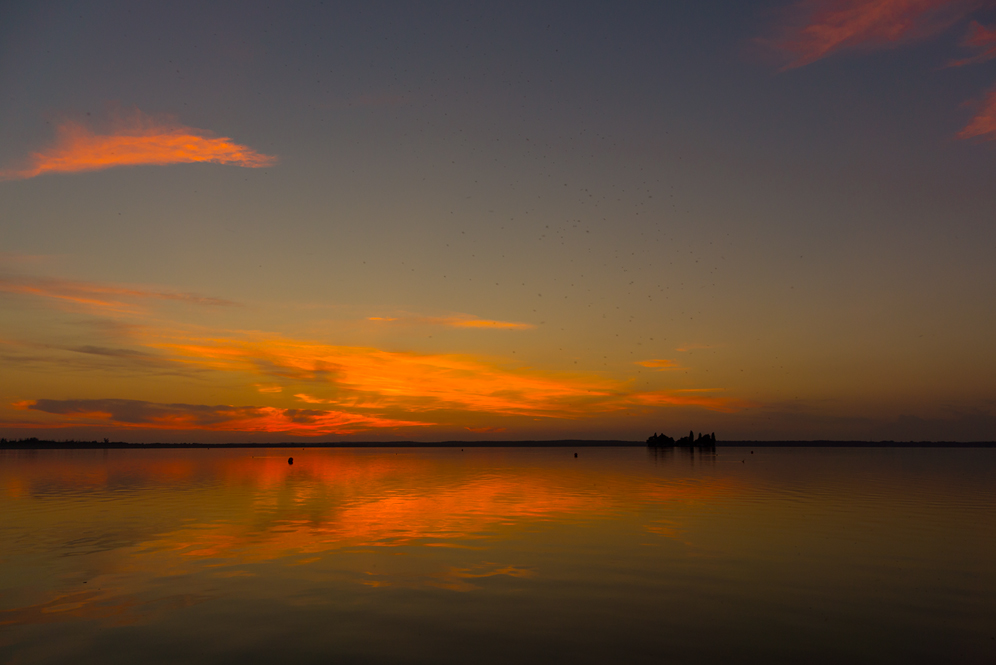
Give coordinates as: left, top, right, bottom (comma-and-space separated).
647, 430, 717, 450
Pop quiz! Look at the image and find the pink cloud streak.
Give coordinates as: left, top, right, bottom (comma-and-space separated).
947, 20, 996, 65
957, 87, 996, 139
769, 0, 978, 70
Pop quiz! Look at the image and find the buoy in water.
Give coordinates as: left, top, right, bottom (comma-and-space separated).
288, 457, 294, 465
574, 452, 578, 458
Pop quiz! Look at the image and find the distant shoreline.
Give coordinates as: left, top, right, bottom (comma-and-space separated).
1, 439, 994, 450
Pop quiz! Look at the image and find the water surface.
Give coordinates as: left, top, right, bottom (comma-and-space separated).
1, 446, 993, 664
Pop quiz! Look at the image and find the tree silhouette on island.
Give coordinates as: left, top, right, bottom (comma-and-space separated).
647, 430, 717, 449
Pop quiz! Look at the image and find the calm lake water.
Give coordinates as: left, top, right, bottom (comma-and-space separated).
1, 446, 994, 664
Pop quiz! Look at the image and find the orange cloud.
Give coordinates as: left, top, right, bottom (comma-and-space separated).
368, 314, 534, 330
294, 393, 329, 404
636, 359, 683, 371
151, 334, 618, 417
157, 334, 750, 417
18, 398, 428, 436
948, 20, 996, 65
0, 109, 276, 180
447, 318, 533, 330
133, 326, 751, 418
768, 0, 975, 70
0, 275, 235, 314
957, 87, 996, 140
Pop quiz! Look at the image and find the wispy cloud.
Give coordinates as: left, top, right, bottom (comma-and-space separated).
763, 2, 996, 145
0, 108, 276, 181
16, 398, 427, 436
294, 393, 329, 404
0, 274, 236, 314
767, 0, 977, 70
676, 343, 717, 352
368, 314, 534, 330
948, 20, 996, 65
957, 87, 996, 139
635, 359, 684, 371
628, 390, 752, 414
0, 338, 196, 378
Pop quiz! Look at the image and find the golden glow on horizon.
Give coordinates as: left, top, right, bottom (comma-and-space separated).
5, 328, 749, 435
0, 110, 276, 181
0, 270, 751, 437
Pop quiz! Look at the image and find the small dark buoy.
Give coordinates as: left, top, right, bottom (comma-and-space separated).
751, 450, 754, 454
288, 457, 294, 465
574, 452, 577, 458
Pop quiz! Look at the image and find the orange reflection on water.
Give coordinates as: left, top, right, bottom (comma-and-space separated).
0, 448, 744, 627
2, 449, 740, 561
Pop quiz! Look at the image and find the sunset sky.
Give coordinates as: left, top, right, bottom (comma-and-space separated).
2, 0, 995, 442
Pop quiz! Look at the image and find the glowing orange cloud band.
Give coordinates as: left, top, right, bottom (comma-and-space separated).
144, 333, 750, 417
770, 0, 974, 69
0, 110, 276, 180
3, 271, 752, 434
152, 335, 621, 417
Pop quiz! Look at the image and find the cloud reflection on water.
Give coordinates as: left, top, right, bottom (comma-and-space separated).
0, 448, 739, 628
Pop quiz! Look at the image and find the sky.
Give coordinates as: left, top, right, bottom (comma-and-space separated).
1, 0, 995, 442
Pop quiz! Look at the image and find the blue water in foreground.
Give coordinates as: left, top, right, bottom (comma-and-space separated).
1, 446, 994, 664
